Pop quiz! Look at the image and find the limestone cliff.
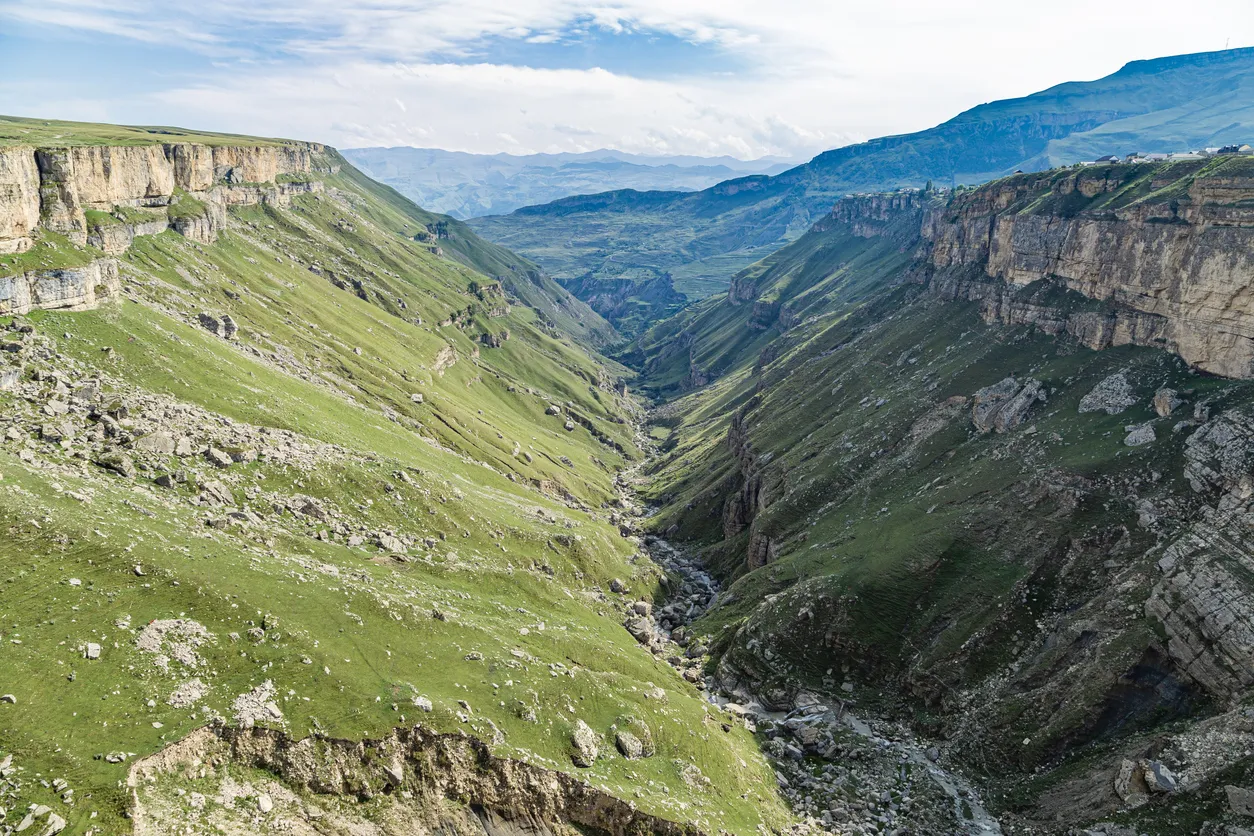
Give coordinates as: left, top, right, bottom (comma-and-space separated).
1, 141, 329, 251
0, 140, 333, 314
920, 159, 1254, 378
0, 257, 119, 315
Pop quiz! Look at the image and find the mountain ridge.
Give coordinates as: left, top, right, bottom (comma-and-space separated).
469, 46, 1254, 335
341, 145, 794, 220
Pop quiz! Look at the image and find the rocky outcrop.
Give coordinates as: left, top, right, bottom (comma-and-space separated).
1143, 407, 1254, 701
817, 190, 927, 239
0, 258, 119, 315
971, 376, 1045, 433
921, 163, 1254, 378
128, 724, 702, 836
0, 141, 329, 254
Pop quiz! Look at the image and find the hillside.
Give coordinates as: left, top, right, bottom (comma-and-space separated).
0, 120, 791, 835
469, 46, 1254, 335
341, 147, 793, 219
629, 158, 1254, 833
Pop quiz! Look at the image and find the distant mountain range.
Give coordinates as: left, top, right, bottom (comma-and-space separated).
467, 46, 1254, 334
340, 147, 797, 219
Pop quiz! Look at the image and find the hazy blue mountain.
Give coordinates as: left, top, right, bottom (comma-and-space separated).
468, 46, 1254, 333
340, 146, 796, 219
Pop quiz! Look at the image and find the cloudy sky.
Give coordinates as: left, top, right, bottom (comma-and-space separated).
2, 1, 1253, 160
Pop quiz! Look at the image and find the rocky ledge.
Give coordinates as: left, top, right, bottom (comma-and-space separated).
127, 723, 703, 836
0, 141, 333, 255
920, 159, 1254, 378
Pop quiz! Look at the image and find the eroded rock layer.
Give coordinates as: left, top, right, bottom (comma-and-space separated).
920, 159, 1254, 378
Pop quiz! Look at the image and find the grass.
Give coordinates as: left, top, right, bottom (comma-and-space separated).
0, 124, 792, 834
0, 231, 102, 279
0, 114, 304, 148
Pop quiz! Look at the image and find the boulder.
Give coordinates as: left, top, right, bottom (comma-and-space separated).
95, 453, 136, 478
971, 377, 1045, 433
1227, 785, 1254, 818
570, 720, 599, 767
1153, 387, 1183, 417
197, 312, 222, 337
1124, 424, 1156, 446
615, 730, 644, 760
376, 533, 405, 553
625, 616, 655, 645
205, 447, 233, 468
134, 431, 176, 455
1144, 760, 1178, 794
1079, 373, 1138, 415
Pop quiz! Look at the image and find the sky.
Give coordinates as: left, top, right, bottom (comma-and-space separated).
2, 1, 1254, 161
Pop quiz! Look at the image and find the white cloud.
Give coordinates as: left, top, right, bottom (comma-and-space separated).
3, 0, 1254, 157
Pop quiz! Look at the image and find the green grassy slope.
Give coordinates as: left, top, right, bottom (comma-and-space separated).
469, 46, 1254, 328
0, 128, 788, 834
0, 114, 302, 147
331, 156, 618, 348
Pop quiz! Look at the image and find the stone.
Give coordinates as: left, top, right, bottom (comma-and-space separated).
1153, 387, 1183, 417
0, 694, 15, 703
615, 730, 645, 760
1124, 424, 1156, 446
376, 533, 405, 553
174, 436, 196, 457
95, 453, 136, 478
1079, 373, 1138, 415
257, 794, 273, 814
39, 813, 66, 836
546, 404, 561, 416
220, 314, 238, 340
133, 431, 176, 455
205, 447, 233, 468
1113, 758, 1148, 808
412, 695, 433, 712
1227, 785, 1254, 818
570, 720, 599, 767
197, 312, 221, 337
410, 393, 424, 404
971, 377, 1045, 433
609, 578, 628, 594
564, 420, 576, 431
84, 643, 101, 660
199, 480, 235, 506
624, 616, 654, 645
1144, 760, 1177, 794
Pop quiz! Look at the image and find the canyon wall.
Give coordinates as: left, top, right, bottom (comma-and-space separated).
0, 140, 333, 314
919, 162, 1254, 378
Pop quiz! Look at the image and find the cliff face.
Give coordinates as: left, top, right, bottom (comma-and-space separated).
921, 160, 1254, 378
129, 725, 703, 836
1, 141, 328, 251
0, 141, 332, 315
0, 258, 120, 314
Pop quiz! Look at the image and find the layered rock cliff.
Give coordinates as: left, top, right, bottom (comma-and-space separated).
0, 140, 334, 314
920, 158, 1254, 378
128, 725, 702, 836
